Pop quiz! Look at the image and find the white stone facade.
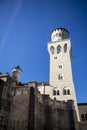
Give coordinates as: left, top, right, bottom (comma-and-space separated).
38, 28, 80, 121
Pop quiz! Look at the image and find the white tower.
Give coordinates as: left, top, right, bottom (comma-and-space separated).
48, 28, 80, 121
12, 65, 22, 82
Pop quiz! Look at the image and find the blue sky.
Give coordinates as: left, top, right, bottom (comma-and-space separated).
0, 0, 87, 103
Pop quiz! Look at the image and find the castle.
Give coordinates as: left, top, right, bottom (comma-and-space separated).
0, 28, 87, 130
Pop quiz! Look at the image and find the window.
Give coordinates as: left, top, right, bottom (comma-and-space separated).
57, 45, 61, 54
81, 113, 87, 121
58, 74, 63, 80
53, 88, 60, 96
53, 90, 56, 95
59, 65, 62, 68
67, 89, 70, 95
63, 89, 66, 95
54, 57, 57, 59
59, 33, 61, 36
63, 87, 71, 95
54, 97, 56, 100
64, 44, 67, 52
50, 46, 55, 54
57, 90, 60, 95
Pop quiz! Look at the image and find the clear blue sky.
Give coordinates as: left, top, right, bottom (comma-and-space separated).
0, 0, 87, 103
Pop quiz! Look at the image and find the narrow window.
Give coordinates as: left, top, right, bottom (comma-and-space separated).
58, 74, 63, 80
64, 44, 67, 53
53, 90, 56, 95
57, 90, 60, 95
67, 89, 70, 95
50, 46, 55, 54
63, 89, 66, 95
57, 45, 61, 54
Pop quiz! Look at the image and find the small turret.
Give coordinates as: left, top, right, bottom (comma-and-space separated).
12, 65, 22, 82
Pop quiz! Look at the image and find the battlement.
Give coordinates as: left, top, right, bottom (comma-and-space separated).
51, 28, 69, 42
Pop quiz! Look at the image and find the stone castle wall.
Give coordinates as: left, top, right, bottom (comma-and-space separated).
0, 76, 79, 130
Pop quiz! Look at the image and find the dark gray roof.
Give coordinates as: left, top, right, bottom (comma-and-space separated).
12, 65, 22, 72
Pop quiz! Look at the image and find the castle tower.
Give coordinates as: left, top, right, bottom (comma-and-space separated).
12, 65, 22, 82
48, 28, 80, 121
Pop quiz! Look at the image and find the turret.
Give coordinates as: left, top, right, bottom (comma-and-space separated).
12, 65, 22, 82
51, 28, 69, 42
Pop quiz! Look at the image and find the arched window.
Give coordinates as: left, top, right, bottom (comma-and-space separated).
53, 89, 56, 95
63, 87, 71, 95
58, 74, 63, 80
57, 45, 61, 54
57, 90, 60, 95
64, 44, 67, 53
63, 89, 66, 95
50, 46, 55, 54
67, 89, 70, 95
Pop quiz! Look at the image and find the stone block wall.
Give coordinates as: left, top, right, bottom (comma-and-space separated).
0, 77, 79, 130
43, 96, 79, 130
0, 75, 13, 130
8, 94, 29, 130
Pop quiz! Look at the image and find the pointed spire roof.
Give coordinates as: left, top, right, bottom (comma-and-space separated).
12, 65, 22, 72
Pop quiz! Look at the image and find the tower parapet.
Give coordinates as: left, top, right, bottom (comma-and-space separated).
51, 28, 69, 42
